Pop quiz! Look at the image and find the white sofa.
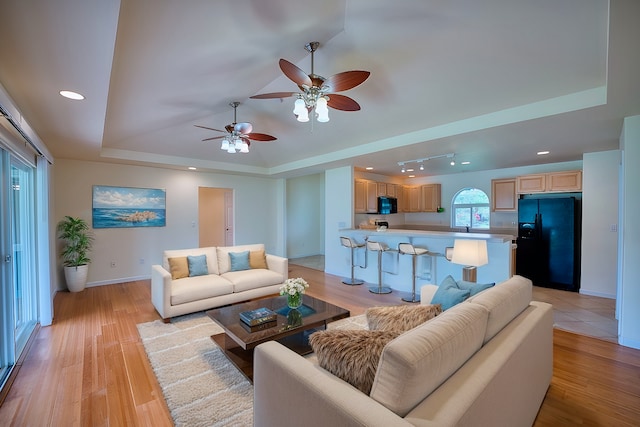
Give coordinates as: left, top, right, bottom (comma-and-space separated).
151, 244, 287, 321
253, 275, 553, 427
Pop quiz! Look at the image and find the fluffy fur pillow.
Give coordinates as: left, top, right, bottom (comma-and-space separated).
309, 329, 400, 394
365, 304, 442, 333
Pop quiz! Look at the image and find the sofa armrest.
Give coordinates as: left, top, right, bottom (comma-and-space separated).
151, 264, 172, 320
254, 341, 410, 427
265, 253, 288, 280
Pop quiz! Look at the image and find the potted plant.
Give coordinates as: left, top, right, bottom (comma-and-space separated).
57, 215, 94, 292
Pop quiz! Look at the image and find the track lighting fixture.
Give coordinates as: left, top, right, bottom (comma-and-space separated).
397, 153, 456, 172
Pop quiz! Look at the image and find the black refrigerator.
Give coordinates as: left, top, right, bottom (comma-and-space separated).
516, 196, 581, 291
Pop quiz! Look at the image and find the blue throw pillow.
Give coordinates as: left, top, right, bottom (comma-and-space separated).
187, 254, 209, 277
457, 280, 495, 296
229, 251, 250, 272
431, 275, 471, 310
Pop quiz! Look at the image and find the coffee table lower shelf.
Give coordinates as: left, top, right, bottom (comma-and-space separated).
211, 327, 321, 382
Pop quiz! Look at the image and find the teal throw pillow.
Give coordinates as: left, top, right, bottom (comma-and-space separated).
431, 275, 471, 310
457, 280, 495, 296
229, 251, 250, 272
187, 254, 209, 277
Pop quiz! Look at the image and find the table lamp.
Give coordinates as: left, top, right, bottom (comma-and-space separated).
451, 239, 488, 282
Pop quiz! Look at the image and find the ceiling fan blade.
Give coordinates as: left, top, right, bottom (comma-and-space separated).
326, 94, 361, 111
279, 58, 312, 87
324, 70, 371, 92
202, 136, 225, 141
246, 133, 277, 141
194, 125, 226, 133
250, 91, 298, 100
234, 122, 253, 134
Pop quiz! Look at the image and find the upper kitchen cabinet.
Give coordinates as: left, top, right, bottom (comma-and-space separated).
355, 179, 378, 213
420, 184, 441, 212
491, 178, 517, 211
516, 170, 582, 194
546, 170, 582, 192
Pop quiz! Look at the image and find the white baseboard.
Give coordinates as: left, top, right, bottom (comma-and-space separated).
87, 275, 151, 287
579, 289, 616, 299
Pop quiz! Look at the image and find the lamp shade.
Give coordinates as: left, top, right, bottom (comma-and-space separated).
451, 239, 488, 267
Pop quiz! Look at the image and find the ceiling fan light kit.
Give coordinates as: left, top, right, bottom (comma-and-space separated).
250, 41, 370, 124
195, 101, 276, 154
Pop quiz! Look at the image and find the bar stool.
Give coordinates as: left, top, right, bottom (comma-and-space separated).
398, 242, 432, 303
366, 241, 393, 294
339, 236, 365, 285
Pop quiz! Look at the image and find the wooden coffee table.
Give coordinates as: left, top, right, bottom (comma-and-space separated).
206, 294, 349, 382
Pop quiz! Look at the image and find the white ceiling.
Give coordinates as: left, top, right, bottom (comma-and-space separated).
0, 0, 638, 179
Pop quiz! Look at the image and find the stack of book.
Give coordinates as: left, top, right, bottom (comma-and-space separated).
239, 307, 277, 332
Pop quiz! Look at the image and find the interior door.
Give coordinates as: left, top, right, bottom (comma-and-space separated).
198, 187, 233, 247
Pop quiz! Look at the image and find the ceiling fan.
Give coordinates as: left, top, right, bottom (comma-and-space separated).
194, 101, 276, 153
250, 41, 370, 122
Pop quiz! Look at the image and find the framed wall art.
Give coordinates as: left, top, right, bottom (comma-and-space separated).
92, 185, 166, 228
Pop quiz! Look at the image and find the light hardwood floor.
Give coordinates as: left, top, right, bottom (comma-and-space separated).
0, 265, 638, 426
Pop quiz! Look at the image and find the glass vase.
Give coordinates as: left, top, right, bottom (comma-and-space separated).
287, 292, 302, 309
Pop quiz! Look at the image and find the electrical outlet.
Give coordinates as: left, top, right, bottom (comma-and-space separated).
139, 258, 145, 265
110, 261, 116, 268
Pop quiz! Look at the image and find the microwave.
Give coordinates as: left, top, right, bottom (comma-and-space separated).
377, 196, 398, 214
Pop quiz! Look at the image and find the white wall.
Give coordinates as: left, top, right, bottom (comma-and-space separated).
324, 166, 355, 277
53, 159, 285, 289
619, 115, 640, 349
286, 173, 325, 258
581, 151, 619, 298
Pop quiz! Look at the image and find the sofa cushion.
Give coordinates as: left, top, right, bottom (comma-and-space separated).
365, 304, 442, 333
164, 247, 218, 275
369, 303, 489, 417
309, 329, 400, 394
187, 254, 208, 277
467, 275, 532, 344
250, 250, 268, 269
217, 244, 265, 274
229, 251, 250, 271
170, 274, 234, 305
168, 257, 189, 280
431, 275, 471, 310
222, 269, 285, 292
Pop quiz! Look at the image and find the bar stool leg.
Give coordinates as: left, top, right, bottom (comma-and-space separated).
368, 250, 392, 294
402, 254, 421, 302
342, 245, 364, 285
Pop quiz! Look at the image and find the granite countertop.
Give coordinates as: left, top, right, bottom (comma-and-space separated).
343, 228, 514, 243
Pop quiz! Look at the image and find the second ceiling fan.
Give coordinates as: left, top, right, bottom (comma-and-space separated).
251, 41, 370, 122
195, 102, 276, 154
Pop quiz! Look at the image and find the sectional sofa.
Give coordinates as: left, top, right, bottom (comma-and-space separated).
253, 275, 553, 427
151, 244, 287, 321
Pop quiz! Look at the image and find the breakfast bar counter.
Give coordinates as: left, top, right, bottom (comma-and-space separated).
337, 228, 515, 295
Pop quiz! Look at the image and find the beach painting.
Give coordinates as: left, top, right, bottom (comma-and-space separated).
92, 185, 166, 228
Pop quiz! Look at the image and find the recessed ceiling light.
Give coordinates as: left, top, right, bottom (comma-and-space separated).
365, 167, 373, 170
406, 168, 414, 172
461, 161, 470, 165
408, 175, 415, 178
59, 90, 85, 100
537, 151, 550, 155
188, 167, 197, 170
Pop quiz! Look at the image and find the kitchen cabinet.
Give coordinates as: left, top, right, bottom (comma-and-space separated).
491, 178, 517, 211
516, 174, 546, 193
403, 186, 420, 212
377, 182, 387, 197
516, 170, 582, 194
546, 170, 582, 192
420, 184, 441, 212
355, 180, 378, 213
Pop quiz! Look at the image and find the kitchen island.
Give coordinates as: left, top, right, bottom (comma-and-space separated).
337, 228, 515, 296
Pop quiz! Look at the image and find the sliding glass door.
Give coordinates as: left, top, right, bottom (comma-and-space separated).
0, 148, 37, 388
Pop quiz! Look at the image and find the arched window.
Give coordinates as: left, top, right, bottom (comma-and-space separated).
452, 188, 490, 230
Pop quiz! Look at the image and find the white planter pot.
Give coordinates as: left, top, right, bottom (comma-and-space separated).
64, 264, 89, 292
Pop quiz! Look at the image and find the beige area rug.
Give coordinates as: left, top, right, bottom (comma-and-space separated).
137, 311, 367, 427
